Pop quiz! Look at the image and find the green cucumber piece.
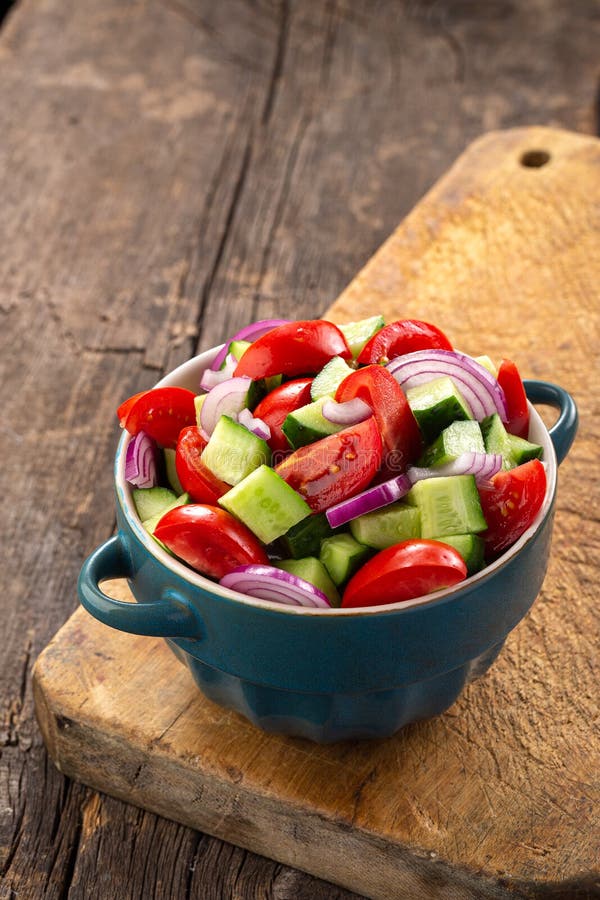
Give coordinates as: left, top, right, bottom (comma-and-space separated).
201, 415, 271, 485
407, 376, 473, 443
276, 557, 340, 606
142, 491, 190, 535
132, 486, 177, 523
481, 413, 543, 470
349, 503, 421, 550
194, 394, 206, 427
247, 374, 283, 411
435, 533, 485, 575
228, 339, 251, 363
472, 354, 497, 377
164, 448, 184, 494
338, 315, 385, 358
310, 356, 355, 401
219, 465, 311, 544
420, 420, 485, 468
319, 533, 371, 586
406, 475, 487, 538
282, 396, 344, 449
279, 512, 334, 559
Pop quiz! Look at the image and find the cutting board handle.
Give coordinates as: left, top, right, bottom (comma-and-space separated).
78, 534, 205, 639
524, 379, 578, 465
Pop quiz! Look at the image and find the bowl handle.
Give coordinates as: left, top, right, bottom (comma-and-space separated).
524, 379, 578, 466
78, 534, 204, 639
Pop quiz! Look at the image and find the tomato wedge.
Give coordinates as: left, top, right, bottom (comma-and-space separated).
154, 504, 269, 579
120, 387, 197, 449
274, 416, 383, 513
117, 390, 149, 426
497, 358, 529, 438
252, 377, 313, 455
234, 320, 352, 379
478, 459, 547, 557
342, 539, 467, 608
335, 365, 422, 473
175, 426, 230, 503
357, 319, 453, 365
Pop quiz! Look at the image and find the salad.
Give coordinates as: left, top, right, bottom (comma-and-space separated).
117, 317, 547, 609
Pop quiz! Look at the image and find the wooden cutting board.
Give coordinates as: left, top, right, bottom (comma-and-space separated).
33, 127, 599, 900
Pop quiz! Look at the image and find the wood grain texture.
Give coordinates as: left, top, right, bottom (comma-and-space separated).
2, 0, 600, 897
33, 128, 600, 900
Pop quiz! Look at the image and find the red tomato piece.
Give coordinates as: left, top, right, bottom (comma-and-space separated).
497, 358, 530, 439
274, 417, 383, 513
175, 426, 230, 503
154, 504, 269, 580
253, 377, 314, 456
120, 387, 197, 449
342, 539, 467, 608
233, 320, 352, 380
117, 390, 149, 427
335, 365, 422, 473
478, 459, 547, 557
357, 319, 453, 365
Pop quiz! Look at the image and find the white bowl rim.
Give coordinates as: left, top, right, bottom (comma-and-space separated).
114, 345, 557, 617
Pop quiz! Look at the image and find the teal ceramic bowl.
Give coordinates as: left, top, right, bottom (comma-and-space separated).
78, 349, 578, 742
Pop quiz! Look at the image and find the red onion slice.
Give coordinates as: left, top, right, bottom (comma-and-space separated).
322, 397, 372, 426
326, 473, 412, 528
407, 452, 503, 485
125, 430, 159, 488
220, 565, 331, 608
200, 377, 252, 436
210, 319, 292, 371
238, 408, 271, 441
387, 350, 508, 422
199, 354, 237, 391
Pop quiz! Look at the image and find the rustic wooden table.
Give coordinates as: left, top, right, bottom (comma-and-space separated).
1, 2, 599, 899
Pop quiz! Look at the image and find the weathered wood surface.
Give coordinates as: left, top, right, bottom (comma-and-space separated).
1, 0, 599, 897
32, 127, 600, 900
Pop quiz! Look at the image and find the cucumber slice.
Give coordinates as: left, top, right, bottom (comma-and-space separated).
279, 512, 334, 559
132, 486, 177, 523
282, 396, 344, 449
247, 374, 283, 411
219, 465, 311, 544
310, 356, 355, 401
201, 415, 271, 485
194, 394, 206, 427
407, 376, 473, 443
164, 448, 184, 494
228, 339, 251, 363
349, 503, 421, 550
435, 533, 485, 575
472, 354, 497, 377
319, 533, 371, 586
142, 491, 190, 535
481, 413, 543, 470
420, 420, 485, 467
338, 315, 385, 358
276, 557, 340, 606
406, 475, 487, 538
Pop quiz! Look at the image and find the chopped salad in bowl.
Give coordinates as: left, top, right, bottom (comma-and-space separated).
118, 316, 548, 610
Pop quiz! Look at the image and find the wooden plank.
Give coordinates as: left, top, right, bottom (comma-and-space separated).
2, 0, 600, 896
33, 127, 600, 900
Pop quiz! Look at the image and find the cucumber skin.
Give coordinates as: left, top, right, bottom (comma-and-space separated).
435, 534, 485, 575
276, 557, 341, 606
320, 533, 372, 586
282, 397, 343, 450
279, 513, 334, 559
407, 376, 472, 443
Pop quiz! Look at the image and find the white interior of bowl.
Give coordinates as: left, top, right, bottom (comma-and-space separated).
114, 346, 557, 617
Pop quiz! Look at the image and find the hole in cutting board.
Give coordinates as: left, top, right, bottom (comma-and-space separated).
520, 149, 551, 168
